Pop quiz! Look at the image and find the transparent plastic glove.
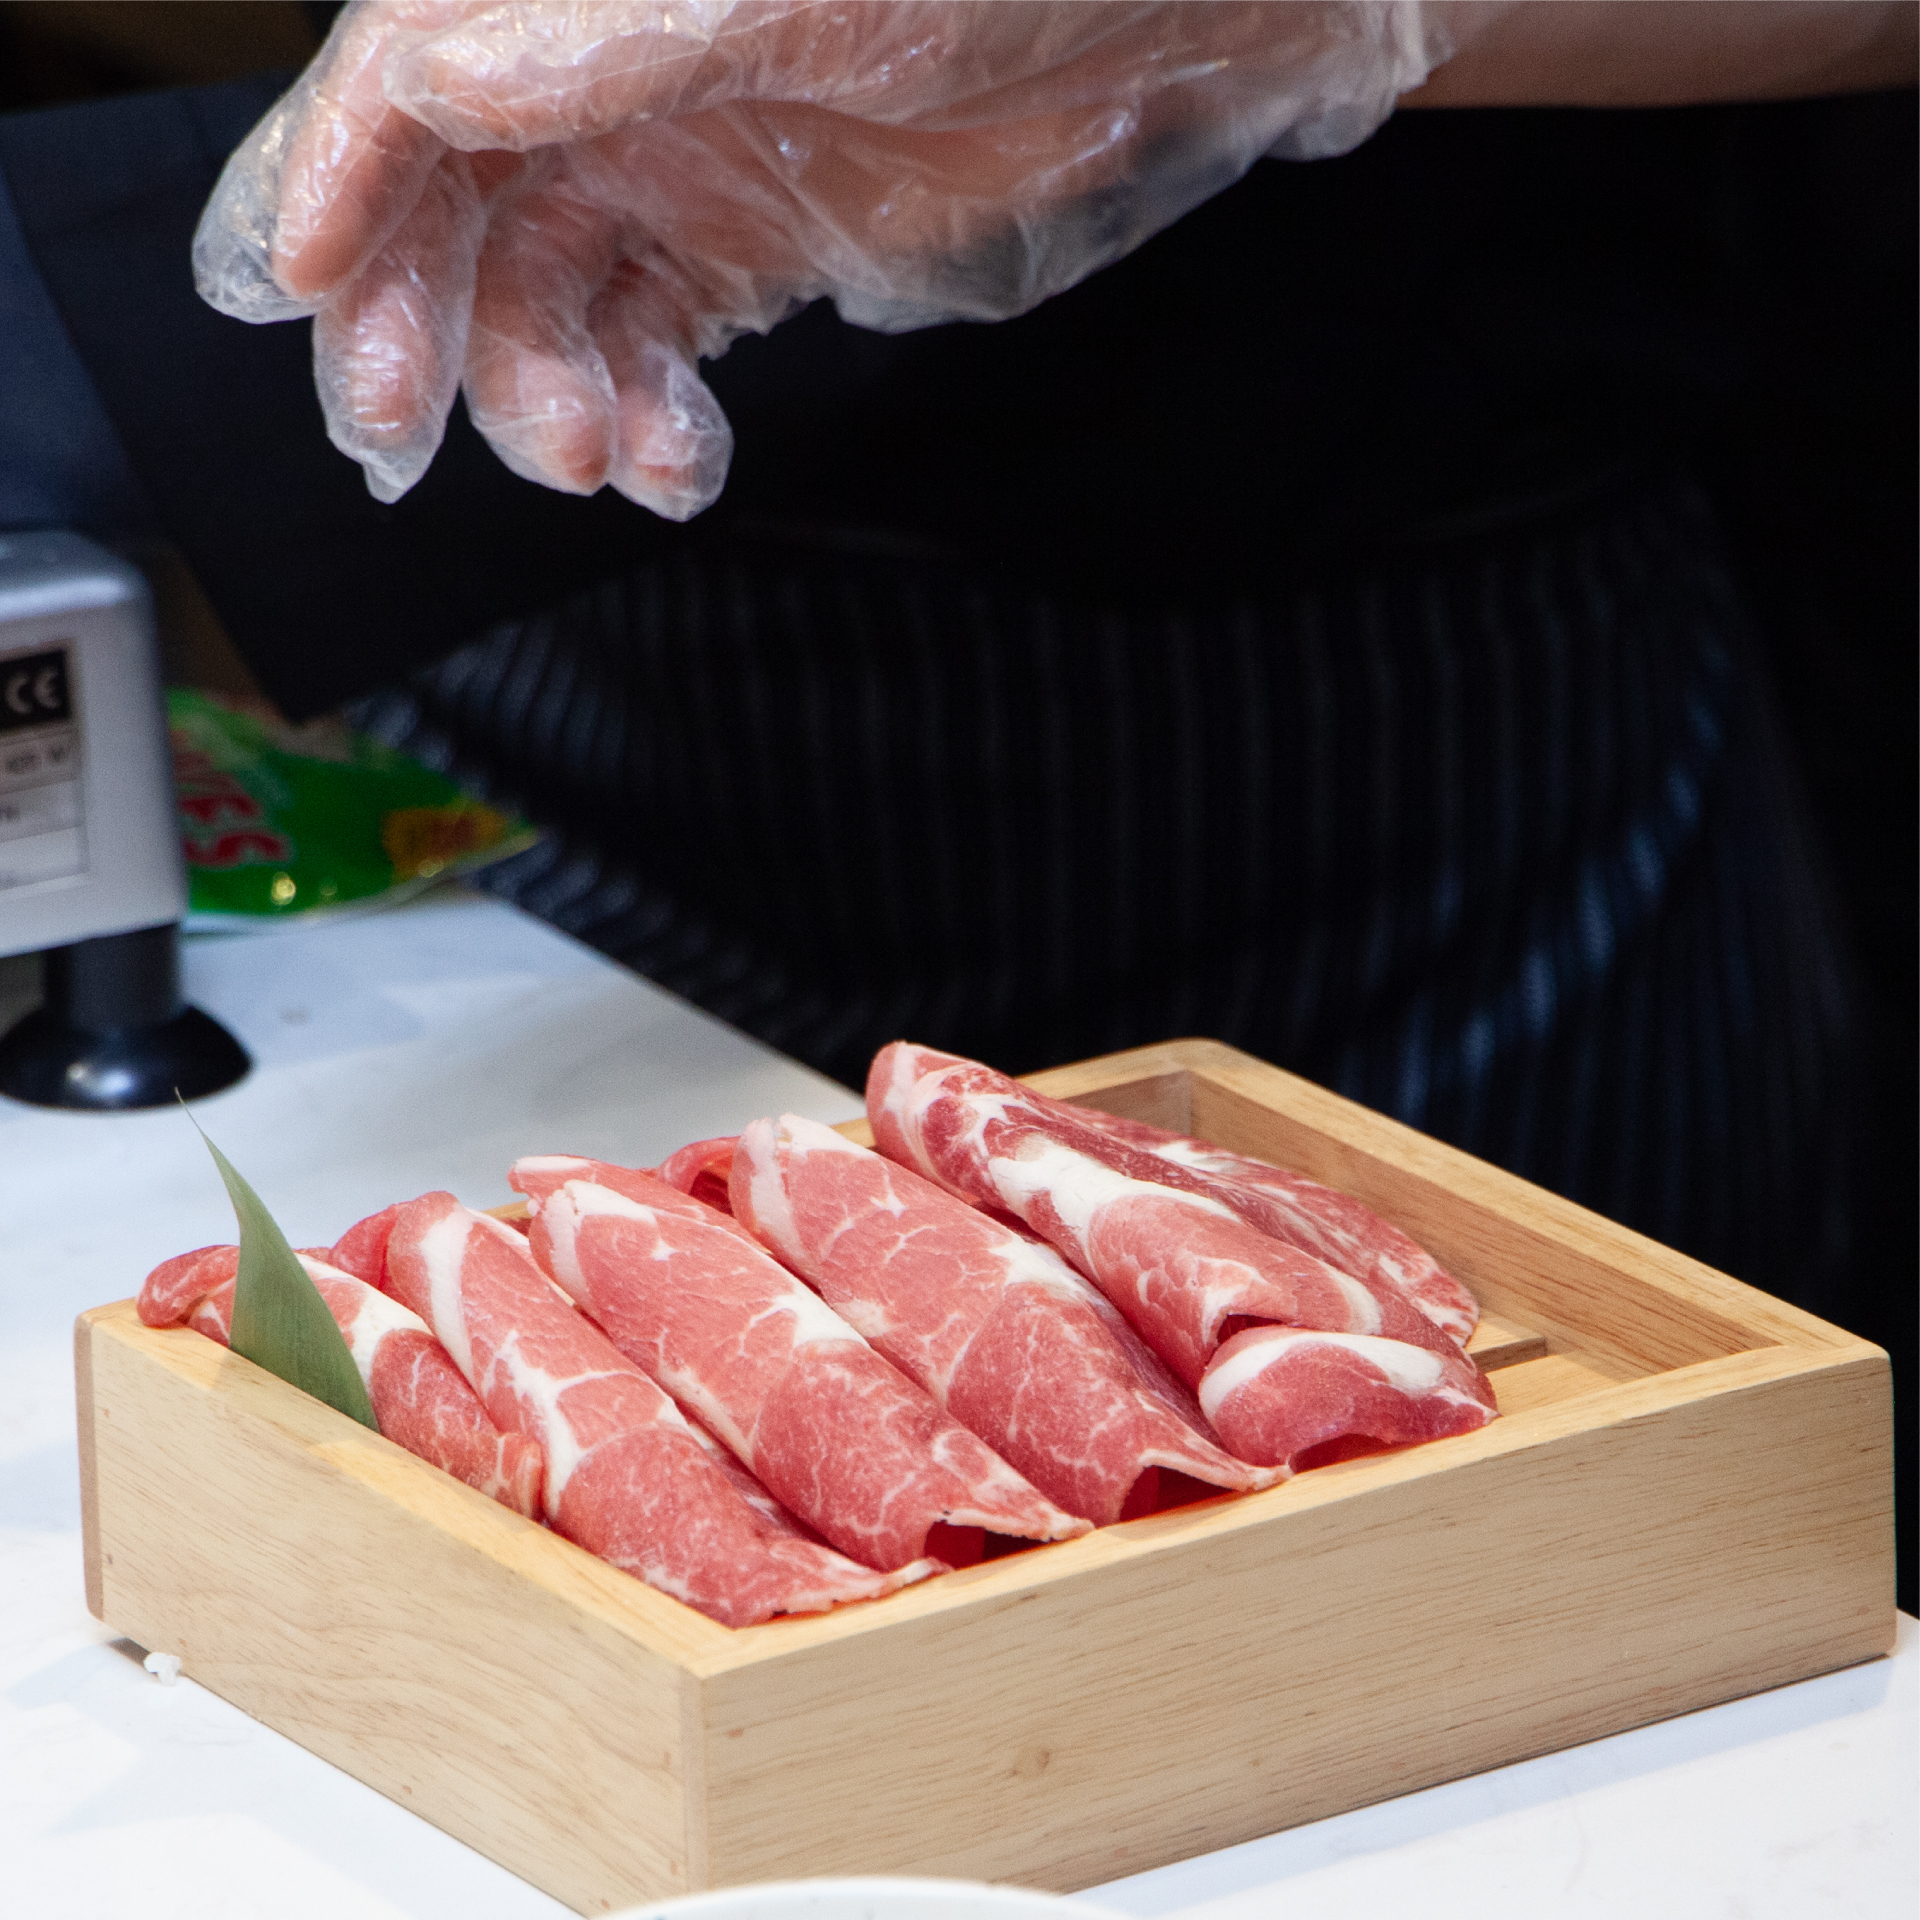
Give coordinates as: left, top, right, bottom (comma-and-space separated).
195, 2, 1469, 514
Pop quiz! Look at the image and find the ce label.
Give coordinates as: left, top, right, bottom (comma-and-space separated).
4, 667, 62, 717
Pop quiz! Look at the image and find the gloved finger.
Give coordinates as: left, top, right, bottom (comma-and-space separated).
193, 78, 336, 321
462, 169, 625, 494
192, 0, 469, 319
312, 152, 499, 503
380, 1, 1160, 152
272, 0, 481, 301
588, 256, 734, 521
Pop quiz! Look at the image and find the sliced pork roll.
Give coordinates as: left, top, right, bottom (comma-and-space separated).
385, 1191, 927, 1626
655, 1135, 738, 1213
511, 1156, 1090, 1570
729, 1113, 1279, 1525
868, 1043, 1457, 1386
327, 1203, 402, 1291
1200, 1326, 1497, 1469
140, 1244, 543, 1517
1039, 1100, 1479, 1346
138, 1244, 241, 1327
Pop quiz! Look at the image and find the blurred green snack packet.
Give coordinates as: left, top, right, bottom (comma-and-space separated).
169, 688, 536, 929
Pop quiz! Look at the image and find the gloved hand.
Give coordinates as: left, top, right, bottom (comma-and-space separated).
195, 2, 1472, 515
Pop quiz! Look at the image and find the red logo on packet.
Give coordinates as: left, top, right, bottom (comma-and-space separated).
185, 828, 294, 870
173, 734, 292, 868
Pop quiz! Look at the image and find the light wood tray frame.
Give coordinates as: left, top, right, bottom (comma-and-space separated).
76, 1040, 1895, 1915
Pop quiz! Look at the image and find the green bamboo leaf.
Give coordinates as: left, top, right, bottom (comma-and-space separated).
188, 1115, 377, 1431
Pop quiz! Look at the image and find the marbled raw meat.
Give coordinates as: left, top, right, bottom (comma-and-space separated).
384, 1189, 919, 1625
328, 1203, 401, 1290
186, 1286, 234, 1342
1198, 1324, 1495, 1469
868, 1043, 1455, 1387
335, 1185, 819, 1541
515, 1154, 765, 1254
138, 1241, 334, 1323
511, 1156, 1089, 1570
138, 1244, 240, 1327
142, 1245, 544, 1516
330, 1200, 534, 1299
729, 1112, 1279, 1525
1040, 1101, 1479, 1345
656, 1135, 738, 1213
684, 1414, 827, 1543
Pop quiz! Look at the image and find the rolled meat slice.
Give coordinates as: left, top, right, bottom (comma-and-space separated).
335, 1196, 538, 1283
686, 1417, 828, 1543
656, 1135, 738, 1213
138, 1244, 240, 1327
138, 1241, 336, 1323
328, 1203, 401, 1290
1036, 1101, 1479, 1346
187, 1286, 234, 1342
511, 1156, 1090, 1570
729, 1113, 1280, 1526
1198, 1325, 1496, 1469
385, 1190, 921, 1625
868, 1043, 1457, 1387
143, 1245, 544, 1517
331, 1187, 819, 1541
515, 1154, 764, 1254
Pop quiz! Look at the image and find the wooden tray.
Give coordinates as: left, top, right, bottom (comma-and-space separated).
75, 1040, 1895, 1916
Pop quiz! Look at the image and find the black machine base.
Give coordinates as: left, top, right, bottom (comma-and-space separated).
0, 923, 250, 1111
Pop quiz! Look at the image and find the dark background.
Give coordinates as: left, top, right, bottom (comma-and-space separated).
2, 2, 1912, 1611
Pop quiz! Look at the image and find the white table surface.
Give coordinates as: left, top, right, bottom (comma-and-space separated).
2, 890, 1912, 1920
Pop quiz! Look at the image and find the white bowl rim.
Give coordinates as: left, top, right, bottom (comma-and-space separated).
605, 1874, 1125, 1920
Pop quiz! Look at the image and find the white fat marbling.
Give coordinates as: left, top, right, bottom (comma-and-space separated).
778, 1112, 864, 1160
996, 1233, 1109, 1309
1151, 1139, 1213, 1170
415, 1207, 479, 1387
893, 1068, 962, 1186
509, 1155, 593, 1215
984, 1125, 1239, 1242
512, 1155, 593, 1179
564, 1176, 862, 1352
1198, 1329, 1450, 1422
1330, 1273, 1384, 1335
551, 1181, 661, 1227
296, 1256, 429, 1389
651, 1363, 754, 1461
735, 1118, 804, 1264
747, 1274, 866, 1352
530, 1193, 588, 1302
486, 1331, 624, 1508
882, 1048, 931, 1144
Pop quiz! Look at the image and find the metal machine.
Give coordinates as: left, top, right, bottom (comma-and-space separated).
0, 531, 246, 1108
